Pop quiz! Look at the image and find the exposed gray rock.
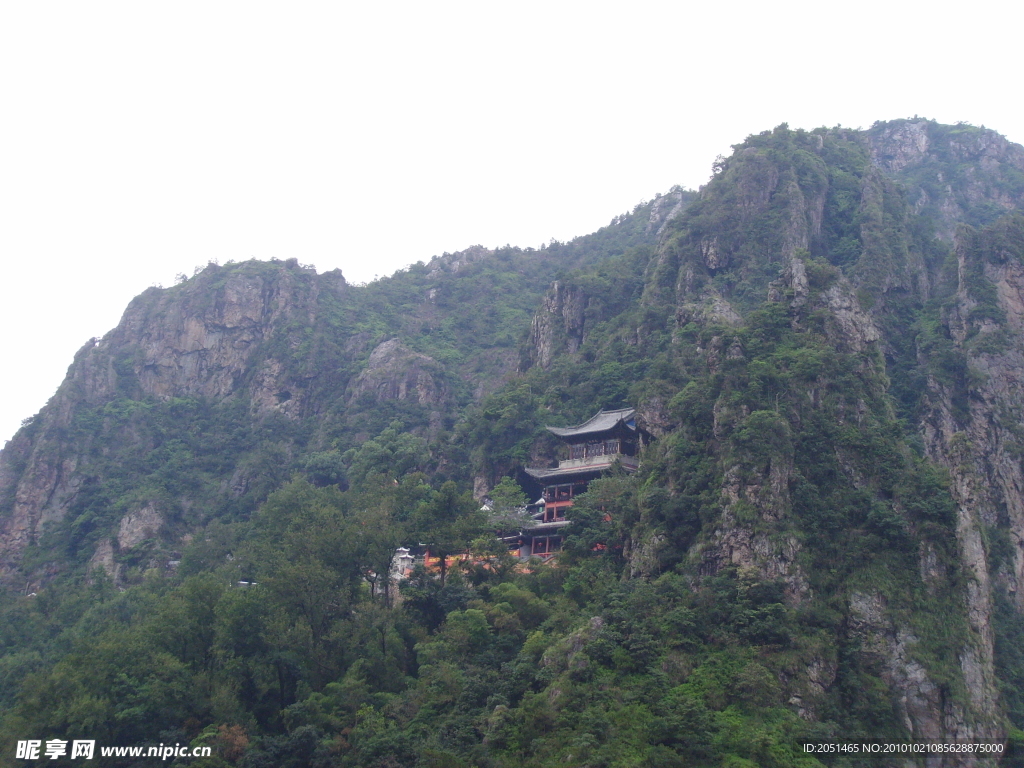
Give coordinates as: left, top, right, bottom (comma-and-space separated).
523, 281, 588, 369
870, 120, 932, 173
348, 338, 449, 407
869, 120, 1024, 241
426, 245, 492, 278
117, 503, 163, 550
676, 290, 742, 328
821, 281, 881, 351
88, 539, 118, 581
646, 188, 691, 236
0, 260, 347, 579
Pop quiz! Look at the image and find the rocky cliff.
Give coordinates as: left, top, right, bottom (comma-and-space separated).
517, 121, 1024, 751
916, 217, 1024, 736
0, 258, 458, 581
0, 197, 675, 586
0, 259, 340, 578
3, 120, 1024, 758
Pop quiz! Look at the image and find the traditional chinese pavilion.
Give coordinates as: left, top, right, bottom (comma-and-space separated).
513, 407, 649, 559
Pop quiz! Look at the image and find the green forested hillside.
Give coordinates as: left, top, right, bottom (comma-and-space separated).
2, 121, 1024, 767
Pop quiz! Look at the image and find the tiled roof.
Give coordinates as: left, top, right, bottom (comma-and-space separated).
545, 408, 636, 438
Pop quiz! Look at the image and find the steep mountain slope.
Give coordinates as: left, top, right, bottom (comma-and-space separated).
0, 192, 689, 585
2, 120, 1024, 766
497, 120, 1024, 748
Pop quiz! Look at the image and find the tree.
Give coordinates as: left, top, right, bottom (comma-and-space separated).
343, 421, 428, 489
302, 450, 348, 488
411, 482, 485, 585
485, 476, 532, 534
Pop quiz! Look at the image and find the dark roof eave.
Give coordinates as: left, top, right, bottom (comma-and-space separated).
524, 464, 621, 481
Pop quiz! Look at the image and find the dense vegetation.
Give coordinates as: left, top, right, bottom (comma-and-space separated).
3, 121, 1024, 766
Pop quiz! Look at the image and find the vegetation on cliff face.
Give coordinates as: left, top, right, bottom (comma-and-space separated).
2, 121, 1024, 766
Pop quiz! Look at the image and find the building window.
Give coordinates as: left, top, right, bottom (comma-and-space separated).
544, 484, 587, 509
543, 505, 567, 522
533, 536, 562, 555
544, 484, 573, 502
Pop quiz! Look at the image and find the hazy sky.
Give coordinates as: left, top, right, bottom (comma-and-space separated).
2, 1, 1021, 446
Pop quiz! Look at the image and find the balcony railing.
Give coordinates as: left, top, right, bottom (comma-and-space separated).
555, 453, 639, 471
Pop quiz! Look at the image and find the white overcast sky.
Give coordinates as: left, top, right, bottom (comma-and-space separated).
1, 0, 1021, 446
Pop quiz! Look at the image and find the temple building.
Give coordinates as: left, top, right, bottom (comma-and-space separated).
512, 407, 649, 559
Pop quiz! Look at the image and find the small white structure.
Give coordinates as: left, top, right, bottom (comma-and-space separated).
391, 547, 415, 581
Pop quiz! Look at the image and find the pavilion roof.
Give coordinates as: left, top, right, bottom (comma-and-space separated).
545, 407, 637, 439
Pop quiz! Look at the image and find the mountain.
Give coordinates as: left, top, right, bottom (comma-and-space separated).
3, 120, 1024, 766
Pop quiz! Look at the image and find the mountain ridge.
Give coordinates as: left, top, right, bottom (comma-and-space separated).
3, 119, 1024, 765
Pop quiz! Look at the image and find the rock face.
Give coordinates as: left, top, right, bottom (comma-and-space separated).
524, 281, 589, 369
868, 119, 1024, 241
426, 245, 492, 278
846, 592, 946, 740
645, 187, 692, 236
86, 503, 165, 581
348, 338, 450, 407
0, 426, 81, 581
116, 503, 164, 550
523, 188, 696, 371
105, 259, 342, 415
51, 259, 346, 418
608, 124, 1024, 747
916, 221, 1024, 739
0, 259, 347, 579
